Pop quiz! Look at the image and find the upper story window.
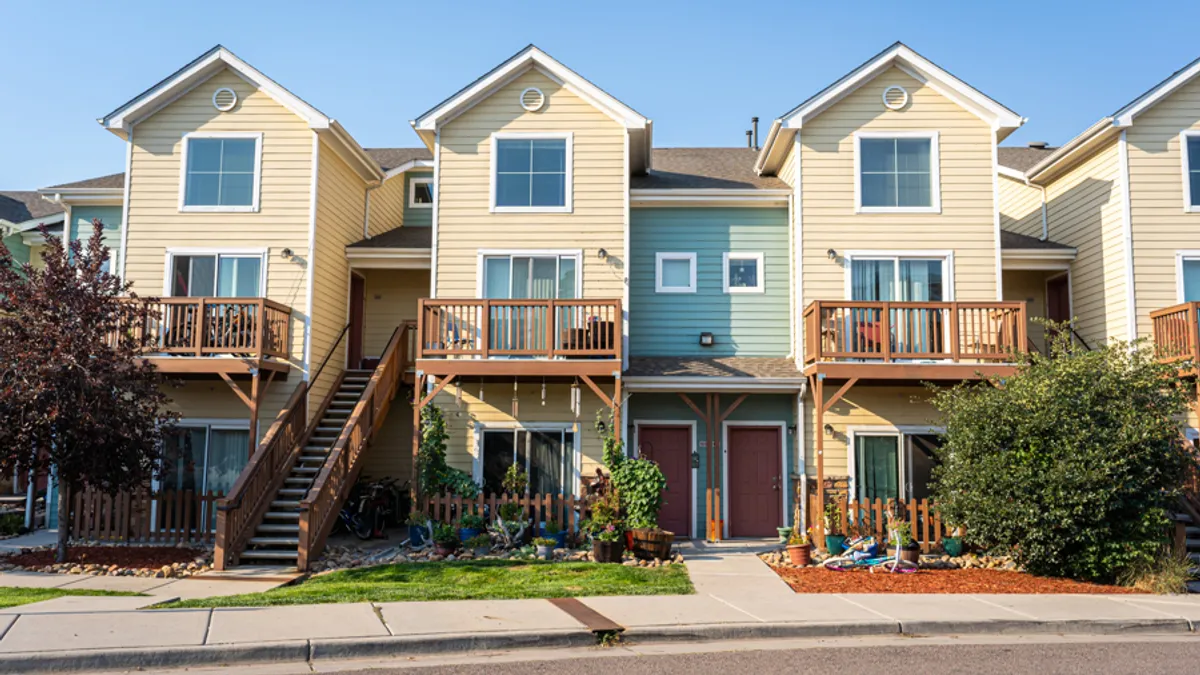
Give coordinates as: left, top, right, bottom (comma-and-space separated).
1183, 132, 1200, 212
855, 132, 940, 213
491, 133, 573, 213
169, 251, 265, 298
481, 252, 579, 299
180, 133, 262, 212
655, 252, 697, 294
723, 252, 765, 294
409, 177, 433, 208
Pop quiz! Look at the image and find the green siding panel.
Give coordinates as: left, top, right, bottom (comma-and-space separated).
630, 392, 798, 536
630, 207, 789, 357
2, 232, 30, 268
71, 205, 122, 246
403, 171, 433, 228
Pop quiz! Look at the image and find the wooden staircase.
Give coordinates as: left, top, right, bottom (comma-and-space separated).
214, 322, 414, 571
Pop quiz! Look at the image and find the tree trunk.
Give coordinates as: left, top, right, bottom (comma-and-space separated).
55, 479, 70, 564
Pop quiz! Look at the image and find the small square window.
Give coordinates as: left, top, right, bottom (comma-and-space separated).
656, 253, 696, 293
491, 134, 572, 212
181, 134, 260, 211
723, 253, 764, 293
856, 133, 940, 213
409, 178, 433, 208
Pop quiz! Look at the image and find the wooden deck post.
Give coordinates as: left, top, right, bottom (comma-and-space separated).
813, 375, 825, 549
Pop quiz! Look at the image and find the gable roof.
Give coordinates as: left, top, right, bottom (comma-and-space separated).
757, 42, 1024, 174
100, 45, 382, 182
43, 172, 126, 191
0, 191, 64, 226
632, 148, 788, 190
1112, 53, 1200, 127
410, 45, 653, 172
365, 148, 432, 173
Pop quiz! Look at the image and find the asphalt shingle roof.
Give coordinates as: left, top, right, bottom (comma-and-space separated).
997, 147, 1057, 173
0, 191, 64, 224
348, 227, 432, 249
364, 148, 432, 172
627, 357, 802, 379
634, 148, 788, 190
1000, 230, 1074, 250
44, 172, 126, 191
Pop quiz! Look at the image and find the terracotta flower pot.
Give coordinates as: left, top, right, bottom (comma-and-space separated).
787, 543, 812, 566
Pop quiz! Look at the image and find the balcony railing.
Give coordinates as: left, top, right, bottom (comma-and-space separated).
417, 299, 621, 360
120, 297, 291, 360
803, 301, 1026, 364
1151, 302, 1200, 366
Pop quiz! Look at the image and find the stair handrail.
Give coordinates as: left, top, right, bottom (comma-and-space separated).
296, 323, 409, 570
211, 322, 351, 570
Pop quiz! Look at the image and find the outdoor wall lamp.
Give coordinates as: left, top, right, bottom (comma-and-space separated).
826, 248, 837, 260
824, 423, 835, 436
699, 332, 714, 347
280, 248, 295, 260
596, 248, 608, 260
596, 420, 607, 435
787, 424, 797, 435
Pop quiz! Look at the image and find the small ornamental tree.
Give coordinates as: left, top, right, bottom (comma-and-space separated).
416, 404, 479, 499
0, 222, 178, 562
930, 326, 1190, 582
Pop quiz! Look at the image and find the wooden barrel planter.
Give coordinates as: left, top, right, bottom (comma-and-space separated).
630, 528, 674, 560
592, 538, 625, 563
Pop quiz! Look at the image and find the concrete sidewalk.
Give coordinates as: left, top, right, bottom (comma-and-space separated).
2, 546, 1200, 672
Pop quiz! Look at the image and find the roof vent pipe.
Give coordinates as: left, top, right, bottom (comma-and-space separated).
752, 117, 759, 150
746, 130, 753, 148
1027, 141, 1049, 149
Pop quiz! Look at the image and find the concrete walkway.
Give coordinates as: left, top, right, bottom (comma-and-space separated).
2, 546, 1200, 672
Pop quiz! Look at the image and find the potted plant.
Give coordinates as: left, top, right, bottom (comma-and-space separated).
887, 522, 921, 564
776, 526, 793, 544
465, 533, 492, 558
942, 525, 965, 557
823, 502, 846, 554
541, 519, 568, 549
459, 513, 486, 543
601, 414, 673, 560
406, 511, 430, 548
532, 536, 557, 560
786, 528, 812, 566
585, 490, 626, 563
431, 522, 459, 557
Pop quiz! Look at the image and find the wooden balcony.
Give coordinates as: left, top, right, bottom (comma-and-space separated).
122, 297, 292, 375
1151, 302, 1200, 374
415, 298, 621, 377
802, 300, 1027, 381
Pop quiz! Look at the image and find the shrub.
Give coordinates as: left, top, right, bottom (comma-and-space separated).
417, 405, 480, 499
597, 413, 667, 531
0, 513, 22, 536
532, 537, 557, 547
431, 523, 458, 546
1119, 546, 1195, 594
464, 533, 492, 550
459, 513, 486, 530
930, 328, 1190, 582
543, 520, 562, 535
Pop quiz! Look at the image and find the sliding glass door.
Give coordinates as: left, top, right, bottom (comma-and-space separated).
849, 257, 946, 357
481, 427, 576, 496
482, 254, 578, 353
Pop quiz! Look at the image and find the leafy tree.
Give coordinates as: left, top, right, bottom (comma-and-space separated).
930, 327, 1190, 582
416, 404, 479, 499
0, 222, 178, 562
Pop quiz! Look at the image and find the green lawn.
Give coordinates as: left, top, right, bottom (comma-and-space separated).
0, 587, 143, 609
159, 560, 694, 608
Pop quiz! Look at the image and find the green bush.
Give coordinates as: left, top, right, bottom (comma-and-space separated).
417, 405, 480, 499
459, 513, 486, 530
598, 413, 667, 531
0, 513, 22, 536
930, 328, 1190, 582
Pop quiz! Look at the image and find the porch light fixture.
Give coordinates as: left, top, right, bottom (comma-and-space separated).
823, 423, 834, 436
699, 332, 715, 347
826, 248, 837, 260
280, 248, 294, 260
597, 248, 608, 260
597, 420, 607, 435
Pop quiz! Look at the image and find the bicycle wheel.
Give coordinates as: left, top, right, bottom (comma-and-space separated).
349, 511, 373, 540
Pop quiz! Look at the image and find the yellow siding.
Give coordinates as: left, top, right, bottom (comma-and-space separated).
124, 67, 314, 434
805, 387, 935, 479
361, 406, 414, 485
799, 67, 999, 306
27, 245, 44, 271
367, 175, 405, 237
435, 68, 626, 298
997, 174, 1043, 238
778, 143, 796, 188
361, 268, 427, 357
1040, 140, 1127, 347
1126, 73, 1200, 337
309, 140, 368, 407
1002, 269, 1053, 353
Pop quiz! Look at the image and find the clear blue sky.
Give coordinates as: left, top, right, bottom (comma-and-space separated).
1, 0, 1196, 188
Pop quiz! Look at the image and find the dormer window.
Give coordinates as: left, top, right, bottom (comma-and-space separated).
855, 131, 940, 213
180, 132, 262, 212
491, 133, 573, 213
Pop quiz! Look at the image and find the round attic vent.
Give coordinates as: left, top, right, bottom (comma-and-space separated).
212, 87, 238, 112
882, 86, 909, 111
520, 87, 546, 112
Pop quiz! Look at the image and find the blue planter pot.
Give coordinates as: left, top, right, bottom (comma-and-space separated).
459, 527, 481, 543
541, 529, 567, 549
409, 524, 427, 547
825, 535, 847, 554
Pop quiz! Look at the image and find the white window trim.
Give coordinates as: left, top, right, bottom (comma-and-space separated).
471, 421, 582, 498
408, 176, 434, 209
853, 131, 941, 214
846, 425, 943, 501
841, 250, 955, 301
474, 249, 584, 298
489, 132, 574, 214
722, 252, 765, 294
655, 252, 697, 294
1175, 250, 1200, 302
162, 247, 269, 297
1181, 131, 1200, 213
178, 132, 264, 213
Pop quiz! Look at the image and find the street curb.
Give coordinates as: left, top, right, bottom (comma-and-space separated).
900, 618, 1194, 636
0, 640, 309, 673
621, 620, 901, 643
308, 628, 598, 661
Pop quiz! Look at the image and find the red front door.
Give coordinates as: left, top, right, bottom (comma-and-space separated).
638, 425, 692, 538
727, 426, 782, 538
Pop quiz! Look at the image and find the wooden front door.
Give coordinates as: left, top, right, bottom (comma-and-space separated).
1047, 275, 1070, 323
727, 426, 782, 538
638, 425, 692, 538
348, 273, 365, 369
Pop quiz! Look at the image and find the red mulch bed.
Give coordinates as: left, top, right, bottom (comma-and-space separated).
2, 546, 200, 569
772, 566, 1142, 594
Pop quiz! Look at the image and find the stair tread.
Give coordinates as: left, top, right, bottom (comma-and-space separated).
241, 550, 299, 560
257, 524, 300, 533
263, 511, 300, 519
249, 536, 300, 545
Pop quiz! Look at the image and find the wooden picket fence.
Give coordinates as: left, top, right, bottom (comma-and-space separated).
808, 494, 953, 553
69, 488, 225, 545
423, 492, 593, 539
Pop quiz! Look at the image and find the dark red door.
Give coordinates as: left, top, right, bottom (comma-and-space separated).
1047, 275, 1070, 323
638, 425, 691, 538
348, 274, 365, 369
728, 426, 782, 538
